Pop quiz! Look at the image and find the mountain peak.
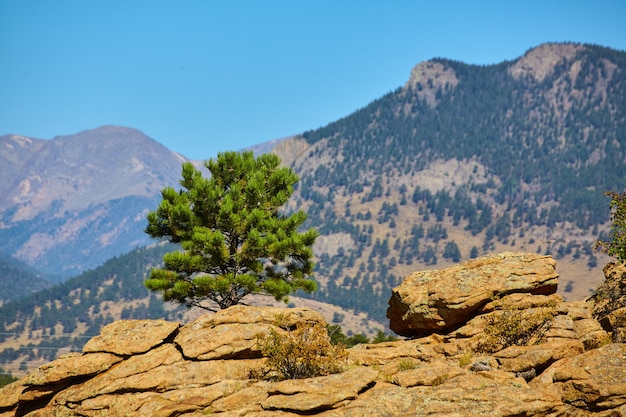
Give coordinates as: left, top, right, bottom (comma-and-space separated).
508, 42, 584, 81
403, 60, 459, 107
0, 127, 191, 275
52, 125, 164, 150
0, 126, 186, 220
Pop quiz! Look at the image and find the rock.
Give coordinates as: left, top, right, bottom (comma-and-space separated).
82, 318, 179, 355
606, 307, 626, 342
175, 305, 325, 360
391, 361, 467, 387
572, 318, 611, 349
4, 255, 626, 416
531, 343, 626, 413
387, 252, 558, 336
261, 367, 377, 413
544, 314, 578, 340
347, 336, 446, 366
320, 373, 563, 417
23, 352, 122, 387
0, 378, 26, 413
494, 340, 584, 373
208, 381, 272, 414
469, 359, 493, 372
0, 351, 123, 415
77, 381, 252, 417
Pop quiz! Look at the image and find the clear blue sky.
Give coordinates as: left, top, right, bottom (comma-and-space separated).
1, 1, 625, 160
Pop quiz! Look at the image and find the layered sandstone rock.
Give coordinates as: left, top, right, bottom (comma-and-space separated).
386, 252, 559, 336
1, 252, 625, 416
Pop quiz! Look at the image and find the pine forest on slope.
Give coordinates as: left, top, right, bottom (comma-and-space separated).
0, 42, 624, 377
285, 42, 625, 308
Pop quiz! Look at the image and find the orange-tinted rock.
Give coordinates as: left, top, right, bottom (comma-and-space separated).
387, 252, 558, 337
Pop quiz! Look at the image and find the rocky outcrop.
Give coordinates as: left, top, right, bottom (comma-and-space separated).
404, 61, 460, 107
1, 252, 625, 416
387, 252, 558, 336
508, 42, 583, 82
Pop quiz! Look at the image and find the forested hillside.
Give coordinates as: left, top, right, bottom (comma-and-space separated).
275, 43, 624, 319
0, 253, 52, 304
0, 244, 181, 377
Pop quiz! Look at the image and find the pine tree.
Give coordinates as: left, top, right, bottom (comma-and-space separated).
144, 151, 319, 310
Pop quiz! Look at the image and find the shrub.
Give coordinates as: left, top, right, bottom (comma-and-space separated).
372, 330, 398, 343
0, 367, 17, 388
397, 358, 417, 371
458, 351, 473, 367
595, 191, 626, 263
252, 322, 348, 380
478, 307, 556, 353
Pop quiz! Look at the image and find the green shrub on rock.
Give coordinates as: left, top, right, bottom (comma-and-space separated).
595, 191, 626, 264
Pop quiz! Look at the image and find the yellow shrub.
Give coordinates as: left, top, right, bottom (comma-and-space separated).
252, 322, 348, 380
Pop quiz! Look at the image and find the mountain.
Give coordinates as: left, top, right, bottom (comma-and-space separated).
270, 42, 625, 308
0, 126, 188, 279
1, 42, 625, 376
0, 252, 52, 304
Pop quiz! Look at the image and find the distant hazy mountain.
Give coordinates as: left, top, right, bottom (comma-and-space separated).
0, 252, 52, 303
0, 126, 189, 278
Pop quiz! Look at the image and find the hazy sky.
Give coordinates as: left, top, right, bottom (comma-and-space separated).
1, 1, 625, 160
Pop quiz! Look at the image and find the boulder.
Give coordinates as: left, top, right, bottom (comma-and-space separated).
387, 252, 559, 337
22, 352, 122, 387
391, 361, 467, 387
320, 373, 563, 417
493, 340, 584, 373
82, 318, 180, 355
175, 305, 325, 360
531, 343, 626, 413
0, 307, 322, 416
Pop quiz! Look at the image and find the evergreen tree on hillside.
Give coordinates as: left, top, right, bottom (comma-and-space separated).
145, 151, 319, 310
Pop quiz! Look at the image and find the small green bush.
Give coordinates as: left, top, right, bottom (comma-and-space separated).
252, 322, 348, 380
0, 367, 17, 388
595, 191, 626, 263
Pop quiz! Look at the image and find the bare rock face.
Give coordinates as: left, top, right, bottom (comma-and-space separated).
262, 367, 378, 413
387, 252, 559, 337
508, 42, 583, 82
2, 256, 625, 416
403, 61, 460, 107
